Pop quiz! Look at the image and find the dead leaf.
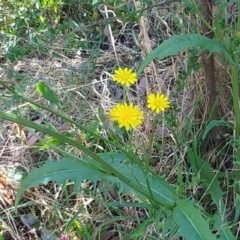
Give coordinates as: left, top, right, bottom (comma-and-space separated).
56, 122, 69, 133
137, 77, 147, 97
156, 125, 171, 137
109, 85, 123, 100
20, 214, 38, 229
27, 135, 38, 145
26, 118, 43, 145
108, 187, 118, 200
42, 228, 57, 240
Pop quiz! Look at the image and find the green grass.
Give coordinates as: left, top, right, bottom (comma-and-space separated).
0, 0, 239, 239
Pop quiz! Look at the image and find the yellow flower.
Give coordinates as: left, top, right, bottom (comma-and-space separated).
112, 67, 137, 87
110, 103, 144, 130
147, 93, 170, 113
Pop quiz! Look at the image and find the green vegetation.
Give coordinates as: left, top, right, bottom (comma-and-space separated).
0, 0, 240, 239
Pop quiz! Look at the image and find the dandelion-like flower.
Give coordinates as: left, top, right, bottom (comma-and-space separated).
112, 67, 137, 87
110, 103, 144, 130
147, 93, 170, 114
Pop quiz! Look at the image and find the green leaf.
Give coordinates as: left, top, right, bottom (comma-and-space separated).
125, 217, 154, 239
188, 148, 225, 213
15, 158, 107, 207
36, 82, 60, 105
16, 152, 176, 209
188, 150, 235, 239
99, 152, 176, 206
173, 200, 216, 240
212, 214, 235, 240
1, 111, 172, 206
109, 201, 151, 209
138, 34, 231, 75
202, 119, 232, 140
160, 212, 180, 240
92, 0, 99, 4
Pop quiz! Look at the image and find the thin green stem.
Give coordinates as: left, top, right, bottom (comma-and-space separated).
232, 2, 240, 193
0, 110, 165, 205
123, 86, 127, 102
1, 81, 177, 209
146, 116, 158, 173
63, 182, 71, 208
188, 0, 213, 31
0, 80, 167, 185
0, 79, 142, 166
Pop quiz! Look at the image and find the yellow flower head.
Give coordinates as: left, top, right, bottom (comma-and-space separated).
147, 93, 170, 114
112, 67, 137, 87
110, 103, 144, 130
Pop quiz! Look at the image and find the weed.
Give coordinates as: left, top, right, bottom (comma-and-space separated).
0, 0, 240, 239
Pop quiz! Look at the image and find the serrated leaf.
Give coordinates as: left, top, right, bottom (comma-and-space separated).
138, 34, 231, 75
188, 148, 225, 213
99, 152, 176, 206
173, 200, 215, 240
16, 153, 176, 208
202, 120, 232, 140
15, 158, 106, 207
212, 214, 235, 240
188, 151, 234, 240
136, 77, 147, 97
36, 82, 60, 105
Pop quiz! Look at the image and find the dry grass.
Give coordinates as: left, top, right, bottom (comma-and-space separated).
0, 0, 236, 239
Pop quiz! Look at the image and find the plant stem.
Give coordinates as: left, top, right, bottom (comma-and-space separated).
0, 110, 170, 207
191, 0, 213, 31
232, 2, 240, 193
146, 116, 158, 173
0, 80, 167, 184
0, 80, 142, 166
